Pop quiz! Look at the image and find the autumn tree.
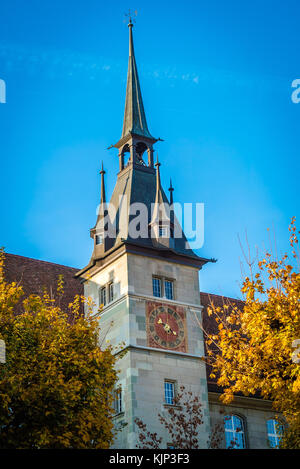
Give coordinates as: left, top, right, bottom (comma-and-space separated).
135, 386, 206, 449
202, 218, 300, 448
134, 387, 238, 449
0, 250, 119, 449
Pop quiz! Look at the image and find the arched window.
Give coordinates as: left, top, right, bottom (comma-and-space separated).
135, 141, 148, 166
224, 415, 246, 449
121, 144, 131, 169
267, 419, 284, 448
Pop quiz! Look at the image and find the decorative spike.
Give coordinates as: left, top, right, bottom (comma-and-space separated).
168, 178, 174, 205
155, 155, 162, 194
100, 162, 106, 205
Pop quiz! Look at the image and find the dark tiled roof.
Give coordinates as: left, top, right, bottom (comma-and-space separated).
3, 252, 84, 316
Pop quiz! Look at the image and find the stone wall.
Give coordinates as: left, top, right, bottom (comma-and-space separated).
113, 348, 210, 449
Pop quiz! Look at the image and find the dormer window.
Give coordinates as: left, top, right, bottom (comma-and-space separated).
159, 227, 167, 238
96, 234, 103, 245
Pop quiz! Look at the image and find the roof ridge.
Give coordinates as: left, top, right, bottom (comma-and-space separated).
200, 291, 244, 303
4, 252, 79, 271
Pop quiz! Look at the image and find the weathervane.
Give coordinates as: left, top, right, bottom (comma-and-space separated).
124, 9, 137, 26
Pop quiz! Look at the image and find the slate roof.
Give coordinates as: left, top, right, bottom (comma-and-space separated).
103, 164, 198, 260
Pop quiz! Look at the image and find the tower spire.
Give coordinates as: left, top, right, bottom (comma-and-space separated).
89, 162, 111, 257
121, 19, 154, 140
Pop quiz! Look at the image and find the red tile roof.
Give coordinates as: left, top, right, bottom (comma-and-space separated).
3, 252, 84, 316
200, 291, 245, 335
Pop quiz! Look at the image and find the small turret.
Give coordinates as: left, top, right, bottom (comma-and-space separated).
90, 163, 112, 258
150, 156, 173, 248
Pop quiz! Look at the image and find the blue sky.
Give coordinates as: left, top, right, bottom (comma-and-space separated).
0, 0, 299, 298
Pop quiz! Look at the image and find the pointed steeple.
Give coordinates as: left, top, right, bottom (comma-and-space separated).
76, 15, 213, 279
121, 19, 154, 140
89, 162, 113, 258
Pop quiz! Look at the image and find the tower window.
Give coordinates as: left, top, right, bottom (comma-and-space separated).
100, 286, 106, 307
267, 419, 284, 448
152, 276, 175, 300
96, 234, 103, 245
152, 277, 162, 298
113, 387, 123, 414
164, 380, 176, 405
108, 282, 114, 303
159, 227, 167, 238
224, 415, 246, 449
164, 280, 174, 300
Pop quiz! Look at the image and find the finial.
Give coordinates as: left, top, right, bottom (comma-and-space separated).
155, 153, 161, 168
125, 9, 137, 27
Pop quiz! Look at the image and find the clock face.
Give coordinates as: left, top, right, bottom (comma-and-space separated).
146, 302, 187, 352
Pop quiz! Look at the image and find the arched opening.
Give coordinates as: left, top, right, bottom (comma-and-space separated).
122, 144, 131, 168
135, 142, 148, 166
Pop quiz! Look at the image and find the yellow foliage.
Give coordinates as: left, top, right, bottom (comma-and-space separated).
205, 219, 300, 442
0, 249, 119, 449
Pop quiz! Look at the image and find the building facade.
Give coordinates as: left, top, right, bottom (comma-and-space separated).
73, 19, 281, 449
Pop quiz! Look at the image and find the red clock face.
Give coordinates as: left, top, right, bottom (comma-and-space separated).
147, 305, 186, 350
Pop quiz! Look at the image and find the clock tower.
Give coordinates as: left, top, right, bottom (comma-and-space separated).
76, 18, 213, 449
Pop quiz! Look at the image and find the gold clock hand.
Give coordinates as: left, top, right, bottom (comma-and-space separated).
157, 317, 177, 336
